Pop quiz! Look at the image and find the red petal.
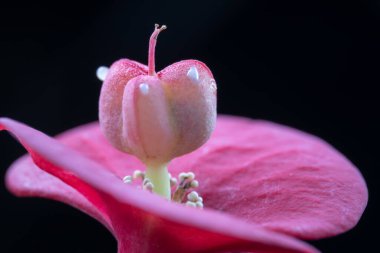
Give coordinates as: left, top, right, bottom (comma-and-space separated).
1, 118, 319, 253
52, 115, 367, 240
6, 156, 113, 232
170, 115, 368, 239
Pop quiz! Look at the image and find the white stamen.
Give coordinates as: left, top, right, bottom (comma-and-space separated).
179, 172, 188, 181
142, 178, 154, 191
190, 180, 199, 188
143, 182, 154, 191
195, 201, 204, 208
96, 66, 109, 81
123, 175, 132, 184
143, 178, 151, 185
187, 172, 195, 180
139, 83, 150, 95
170, 177, 178, 187
133, 170, 144, 180
187, 66, 199, 82
187, 191, 199, 202
186, 201, 197, 207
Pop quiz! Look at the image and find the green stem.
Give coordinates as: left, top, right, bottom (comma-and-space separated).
145, 163, 171, 200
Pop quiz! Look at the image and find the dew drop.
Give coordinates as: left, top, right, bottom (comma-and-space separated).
96, 66, 109, 81
139, 83, 150, 95
210, 79, 217, 92
187, 66, 199, 82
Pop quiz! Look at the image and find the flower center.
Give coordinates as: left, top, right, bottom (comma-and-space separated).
123, 170, 204, 208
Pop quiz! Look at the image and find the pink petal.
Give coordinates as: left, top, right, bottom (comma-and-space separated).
0, 118, 319, 253
6, 156, 113, 232
49, 115, 367, 239
170, 115, 368, 239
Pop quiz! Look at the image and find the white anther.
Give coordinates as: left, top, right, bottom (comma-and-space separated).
187, 66, 199, 82
198, 196, 203, 203
195, 201, 204, 208
179, 172, 188, 181
143, 178, 151, 186
186, 201, 197, 207
187, 172, 195, 180
187, 191, 199, 202
123, 175, 132, 184
133, 170, 144, 180
190, 180, 199, 188
96, 66, 109, 81
143, 182, 154, 191
170, 177, 178, 187
139, 83, 150, 95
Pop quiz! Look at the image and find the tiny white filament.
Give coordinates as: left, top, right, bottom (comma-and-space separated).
96, 66, 109, 81
187, 66, 199, 82
139, 83, 150, 95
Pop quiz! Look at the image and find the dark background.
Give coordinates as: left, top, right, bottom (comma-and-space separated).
0, 0, 378, 252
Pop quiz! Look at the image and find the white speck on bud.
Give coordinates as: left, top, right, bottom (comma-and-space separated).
210, 79, 217, 92
96, 66, 109, 81
187, 66, 199, 82
139, 83, 150, 95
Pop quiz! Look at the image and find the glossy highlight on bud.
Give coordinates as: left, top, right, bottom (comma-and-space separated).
99, 25, 217, 168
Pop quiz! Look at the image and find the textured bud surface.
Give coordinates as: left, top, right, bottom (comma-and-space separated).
98, 27, 216, 166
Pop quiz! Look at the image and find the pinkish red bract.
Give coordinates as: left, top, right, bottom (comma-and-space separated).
0, 115, 367, 253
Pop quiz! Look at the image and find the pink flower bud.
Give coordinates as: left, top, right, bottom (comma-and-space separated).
99, 25, 216, 165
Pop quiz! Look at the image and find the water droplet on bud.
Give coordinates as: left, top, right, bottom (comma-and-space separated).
139, 83, 150, 95
210, 79, 217, 92
96, 66, 109, 81
187, 66, 199, 82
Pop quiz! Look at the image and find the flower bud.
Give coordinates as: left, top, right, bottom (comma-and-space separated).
99, 25, 216, 167
99, 59, 216, 166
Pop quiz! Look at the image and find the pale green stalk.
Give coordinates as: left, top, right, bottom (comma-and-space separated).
145, 163, 171, 199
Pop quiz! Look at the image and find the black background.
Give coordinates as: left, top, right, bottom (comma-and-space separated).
0, 0, 378, 252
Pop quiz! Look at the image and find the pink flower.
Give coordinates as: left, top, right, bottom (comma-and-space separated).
0, 25, 367, 253
0, 115, 367, 253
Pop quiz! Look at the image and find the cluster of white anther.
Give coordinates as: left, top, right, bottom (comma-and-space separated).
123, 170, 154, 191
171, 172, 203, 208
122, 170, 203, 208
178, 172, 199, 188
185, 191, 204, 208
